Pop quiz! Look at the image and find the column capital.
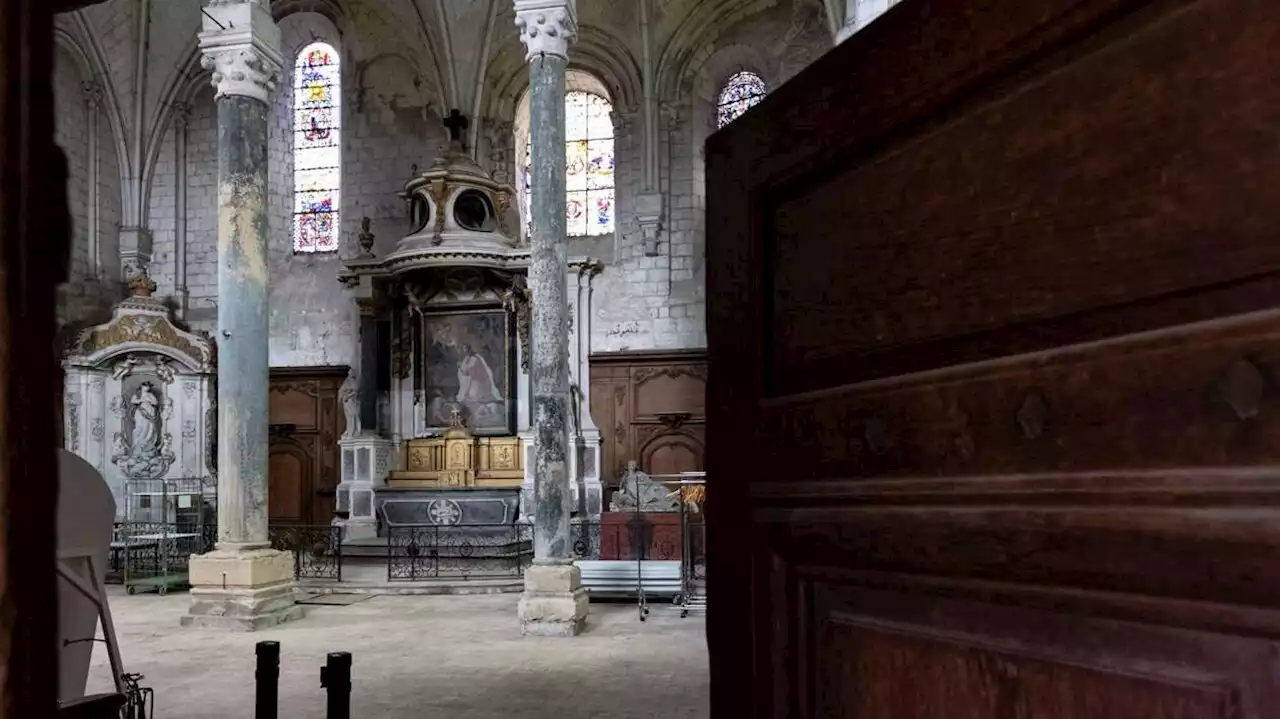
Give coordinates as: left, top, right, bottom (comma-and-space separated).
81, 80, 104, 109
513, 0, 578, 61
198, 0, 284, 104
171, 101, 193, 130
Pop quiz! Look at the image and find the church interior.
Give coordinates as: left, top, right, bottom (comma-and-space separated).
13, 0, 1280, 715
34, 0, 888, 715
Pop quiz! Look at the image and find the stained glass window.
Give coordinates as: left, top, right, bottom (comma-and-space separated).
523, 90, 615, 239
716, 71, 767, 128
293, 42, 341, 253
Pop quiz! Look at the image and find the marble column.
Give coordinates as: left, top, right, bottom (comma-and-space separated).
183, 0, 302, 631
514, 0, 589, 637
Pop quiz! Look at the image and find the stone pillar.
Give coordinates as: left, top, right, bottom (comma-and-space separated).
514, 0, 589, 637
183, 0, 301, 631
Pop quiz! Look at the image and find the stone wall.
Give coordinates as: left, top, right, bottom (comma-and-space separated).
585, 0, 832, 353
54, 46, 124, 329
58, 0, 836, 366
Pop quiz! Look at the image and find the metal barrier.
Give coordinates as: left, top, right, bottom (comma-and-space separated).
255, 642, 351, 719
255, 641, 279, 719
385, 523, 534, 580
268, 525, 344, 581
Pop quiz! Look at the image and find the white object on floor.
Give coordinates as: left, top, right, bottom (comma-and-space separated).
57, 449, 124, 701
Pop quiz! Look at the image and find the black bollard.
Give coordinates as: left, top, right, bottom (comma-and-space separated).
320, 651, 352, 719
255, 641, 280, 719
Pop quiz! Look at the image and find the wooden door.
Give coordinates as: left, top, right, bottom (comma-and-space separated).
707, 0, 1280, 717
267, 367, 346, 526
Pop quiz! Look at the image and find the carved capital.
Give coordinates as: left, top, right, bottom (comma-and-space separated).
81, 80, 104, 109
661, 102, 686, 133
198, 1, 283, 104
171, 101, 193, 130
513, 0, 578, 61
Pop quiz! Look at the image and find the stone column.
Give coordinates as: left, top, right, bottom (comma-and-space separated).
183, 0, 301, 631
514, 0, 589, 637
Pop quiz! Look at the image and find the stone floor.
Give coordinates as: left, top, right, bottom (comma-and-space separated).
86, 589, 708, 719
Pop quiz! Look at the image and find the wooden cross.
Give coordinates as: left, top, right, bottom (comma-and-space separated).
443, 109, 469, 144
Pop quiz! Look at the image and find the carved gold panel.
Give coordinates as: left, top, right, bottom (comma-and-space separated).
391, 435, 524, 488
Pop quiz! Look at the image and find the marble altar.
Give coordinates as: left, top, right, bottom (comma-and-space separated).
336, 113, 603, 556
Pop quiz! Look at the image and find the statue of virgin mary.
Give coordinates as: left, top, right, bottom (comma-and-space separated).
129, 382, 161, 459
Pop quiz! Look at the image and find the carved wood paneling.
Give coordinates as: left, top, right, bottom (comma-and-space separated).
706, 0, 1280, 715
269, 366, 347, 525
589, 349, 706, 483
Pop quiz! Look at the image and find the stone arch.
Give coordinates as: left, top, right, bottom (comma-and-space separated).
654, 0, 779, 105
482, 23, 642, 123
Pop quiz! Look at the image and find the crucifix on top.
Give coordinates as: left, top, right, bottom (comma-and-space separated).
443, 109, 469, 150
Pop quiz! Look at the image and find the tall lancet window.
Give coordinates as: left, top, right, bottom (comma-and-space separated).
716, 71, 767, 128
293, 42, 341, 253
522, 90, 615, 238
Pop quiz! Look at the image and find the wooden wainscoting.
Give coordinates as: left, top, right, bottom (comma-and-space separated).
268, 366, 347, 525
589, 349, 707, 484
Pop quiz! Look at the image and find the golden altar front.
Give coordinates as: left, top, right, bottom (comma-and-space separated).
386, 416, 523, 489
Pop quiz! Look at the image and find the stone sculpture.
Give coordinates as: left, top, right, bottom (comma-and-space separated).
339, 368, 361, 438
609, 460, 678, 513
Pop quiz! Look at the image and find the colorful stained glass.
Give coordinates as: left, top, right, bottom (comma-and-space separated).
522, 90, 616, 240
566, 139, 588, 192
586, 139, 614, 190
592, 191, 614, 233
716, 71, 767, 128
566, 193, 587, 236
522, 144, 533, 238
293, 42, 341, 253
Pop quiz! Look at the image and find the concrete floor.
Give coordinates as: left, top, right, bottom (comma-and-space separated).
85, 589, 708, 719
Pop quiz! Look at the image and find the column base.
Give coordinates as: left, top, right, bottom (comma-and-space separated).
181, 547, 304, 631
340, 518, 378, 542
518, 563, 589, 637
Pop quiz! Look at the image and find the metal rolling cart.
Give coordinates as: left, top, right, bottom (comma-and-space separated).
674, 472, 707, 618
121, 476, 214, 595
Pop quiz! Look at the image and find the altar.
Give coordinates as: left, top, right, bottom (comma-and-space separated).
335, 114, 603, 554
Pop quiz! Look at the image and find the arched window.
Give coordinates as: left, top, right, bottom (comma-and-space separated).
716, 71, 767, 128
293, 42, 341, 253
522, 90, 616, 238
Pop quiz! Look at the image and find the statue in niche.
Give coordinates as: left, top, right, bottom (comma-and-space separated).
129, 382, 162, 459
340, 369, 361, 438
113, 380, 175, 479
609, 461, 679, 513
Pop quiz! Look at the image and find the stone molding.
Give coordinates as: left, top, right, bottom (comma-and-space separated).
198, 1, 284, 105
513, 0, 578, 61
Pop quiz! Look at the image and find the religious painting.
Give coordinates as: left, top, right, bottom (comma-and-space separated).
421, 308, 515, 435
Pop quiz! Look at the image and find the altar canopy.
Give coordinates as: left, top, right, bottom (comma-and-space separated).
336, 113, 603, 547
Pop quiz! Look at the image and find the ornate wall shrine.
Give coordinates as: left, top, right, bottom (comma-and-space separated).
61, 270, 216, 516
336, 116, 604, 548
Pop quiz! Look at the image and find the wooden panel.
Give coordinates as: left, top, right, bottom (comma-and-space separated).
267, 446, 307, 523
589, 349, 706, 482
705, 0, 1280, 716
810, 582, 1261, 719
268, 366, 346, 525
3, 2, 68, 710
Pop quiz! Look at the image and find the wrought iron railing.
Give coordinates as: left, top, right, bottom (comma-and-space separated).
386, 523, 534, 581
269, 525, 344, 581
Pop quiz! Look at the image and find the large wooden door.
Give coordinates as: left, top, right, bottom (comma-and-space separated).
268, 367, 346, 526
707, 0, 1280, 717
